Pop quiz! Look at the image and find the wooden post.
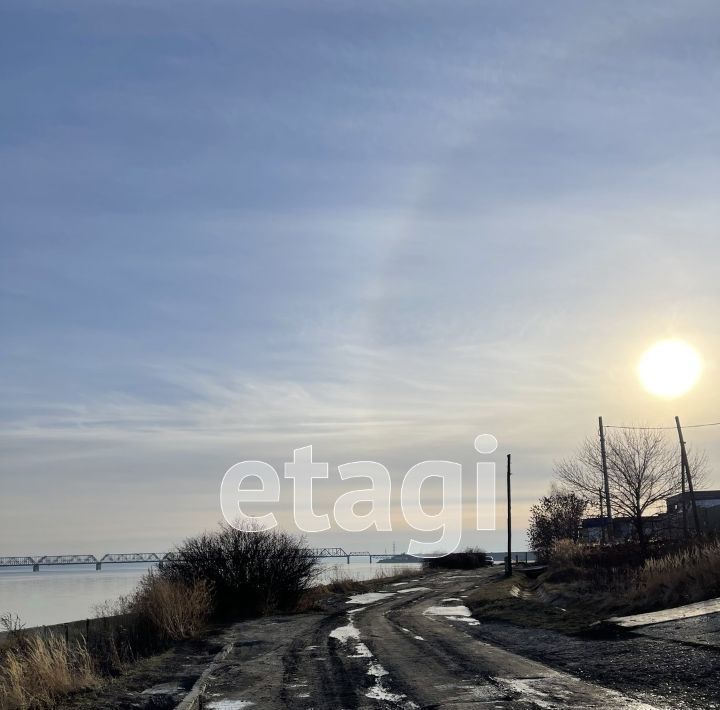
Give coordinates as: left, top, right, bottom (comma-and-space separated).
681, 451, 688, 540
506, 454, 512, 578
598, 417, 614, 541
675, 416, 701, 535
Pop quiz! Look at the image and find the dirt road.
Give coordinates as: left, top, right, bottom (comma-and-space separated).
198, 569, 718, 709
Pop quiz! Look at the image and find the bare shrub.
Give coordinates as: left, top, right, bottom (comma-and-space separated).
423, 547, 488, 570
160, 522, 319, 618
0, 634, 97, 709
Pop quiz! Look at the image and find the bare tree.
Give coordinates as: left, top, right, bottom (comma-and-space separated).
556, 427, 708, 553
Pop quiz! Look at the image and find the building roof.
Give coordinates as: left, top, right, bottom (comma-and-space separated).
666, 490, 720, 504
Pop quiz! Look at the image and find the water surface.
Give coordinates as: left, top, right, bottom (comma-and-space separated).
0, 561, 422, 628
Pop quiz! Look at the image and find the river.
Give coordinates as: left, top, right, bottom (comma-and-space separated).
0, 561, 423, 629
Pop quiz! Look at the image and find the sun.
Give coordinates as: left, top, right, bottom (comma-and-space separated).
637, 339, 702, 398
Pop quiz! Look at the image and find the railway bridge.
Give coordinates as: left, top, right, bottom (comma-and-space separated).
0, 548, 397, 571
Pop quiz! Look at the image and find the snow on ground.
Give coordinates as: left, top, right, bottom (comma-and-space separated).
348, 642, 373, 658
206, 701, 255, 710
401, 627, 425, 640
493, 676, 661, 709
329, 621, 360, 643
330, 593, 416, 707
347, 591, 395, 604
456, 617, 480, 626
396, 586, 430, 594
423, 605, 472, 617
365, 661, 414, 705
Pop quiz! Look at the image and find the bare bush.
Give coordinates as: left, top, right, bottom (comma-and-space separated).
422, 547, 488, 570
160, 522, 319, 618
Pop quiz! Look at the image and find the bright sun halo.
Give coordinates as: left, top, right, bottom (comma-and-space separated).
637, 339, 702, 398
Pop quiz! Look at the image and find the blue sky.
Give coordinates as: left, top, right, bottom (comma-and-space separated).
2, 1, 720, 553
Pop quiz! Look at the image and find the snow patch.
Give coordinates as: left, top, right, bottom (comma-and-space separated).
349, 642, 373, 658
206, 702, 254, 710
329, 622, 360, 643
397, 587, 430, 594
457, 617, 480, 626
367, 661, 389, 677
401, 627, 425, 641
423, 605, 472, 617
366, 685, 406, 702
441, 597, 462, 602
347, 592, 395, 605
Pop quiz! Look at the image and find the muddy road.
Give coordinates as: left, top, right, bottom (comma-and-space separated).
199, 569, 719, 709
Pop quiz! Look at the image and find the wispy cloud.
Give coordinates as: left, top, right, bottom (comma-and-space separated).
2, 0, 720, 550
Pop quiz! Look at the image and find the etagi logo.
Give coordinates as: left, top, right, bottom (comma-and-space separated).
220, 434, 498, 557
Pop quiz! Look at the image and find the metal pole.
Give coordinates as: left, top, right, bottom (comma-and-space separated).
675, 416, 701, 535
506, 454, 512, 578
598, 417, 614, 541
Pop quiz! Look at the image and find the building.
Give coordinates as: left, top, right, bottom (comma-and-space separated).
580, 516, 663, 543
666, 490, 720, 513
581, 490, 720, 543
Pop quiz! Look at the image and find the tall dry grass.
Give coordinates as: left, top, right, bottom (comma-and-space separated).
630, 539, 720, 610
129, 573, 212, 641
547, 538, 589, 567
0, 634, 97, 710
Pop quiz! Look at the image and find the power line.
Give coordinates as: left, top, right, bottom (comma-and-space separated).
604, 422, 720, 431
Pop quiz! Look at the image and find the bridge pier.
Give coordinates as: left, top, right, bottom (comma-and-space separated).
96, 562, 102, 571
33, 563, 40, 572
346, 555, 350, 564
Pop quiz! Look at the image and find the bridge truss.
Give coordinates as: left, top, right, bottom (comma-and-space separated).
0, 548, 395, 570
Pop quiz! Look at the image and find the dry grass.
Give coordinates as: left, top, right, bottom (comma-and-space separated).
628, 539, 720, 611
129, 573, 212, 641
547, 538, 589, 566
0, 634, 97, 709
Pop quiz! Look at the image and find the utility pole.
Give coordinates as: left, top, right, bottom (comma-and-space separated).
598, 417, 614, 541
680, 452, 688, 540
675, 416, 701, 536
598, 487, 605, 543
506, 453, 512, 578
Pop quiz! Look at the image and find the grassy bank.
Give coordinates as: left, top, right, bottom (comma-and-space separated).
0, 524, 318, 709
0, 525, 422, 709
468, 538, 720, 634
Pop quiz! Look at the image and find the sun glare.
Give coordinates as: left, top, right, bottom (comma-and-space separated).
637, 339, 702, 399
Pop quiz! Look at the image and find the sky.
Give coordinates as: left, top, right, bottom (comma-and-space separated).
2, 0, 720, 554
